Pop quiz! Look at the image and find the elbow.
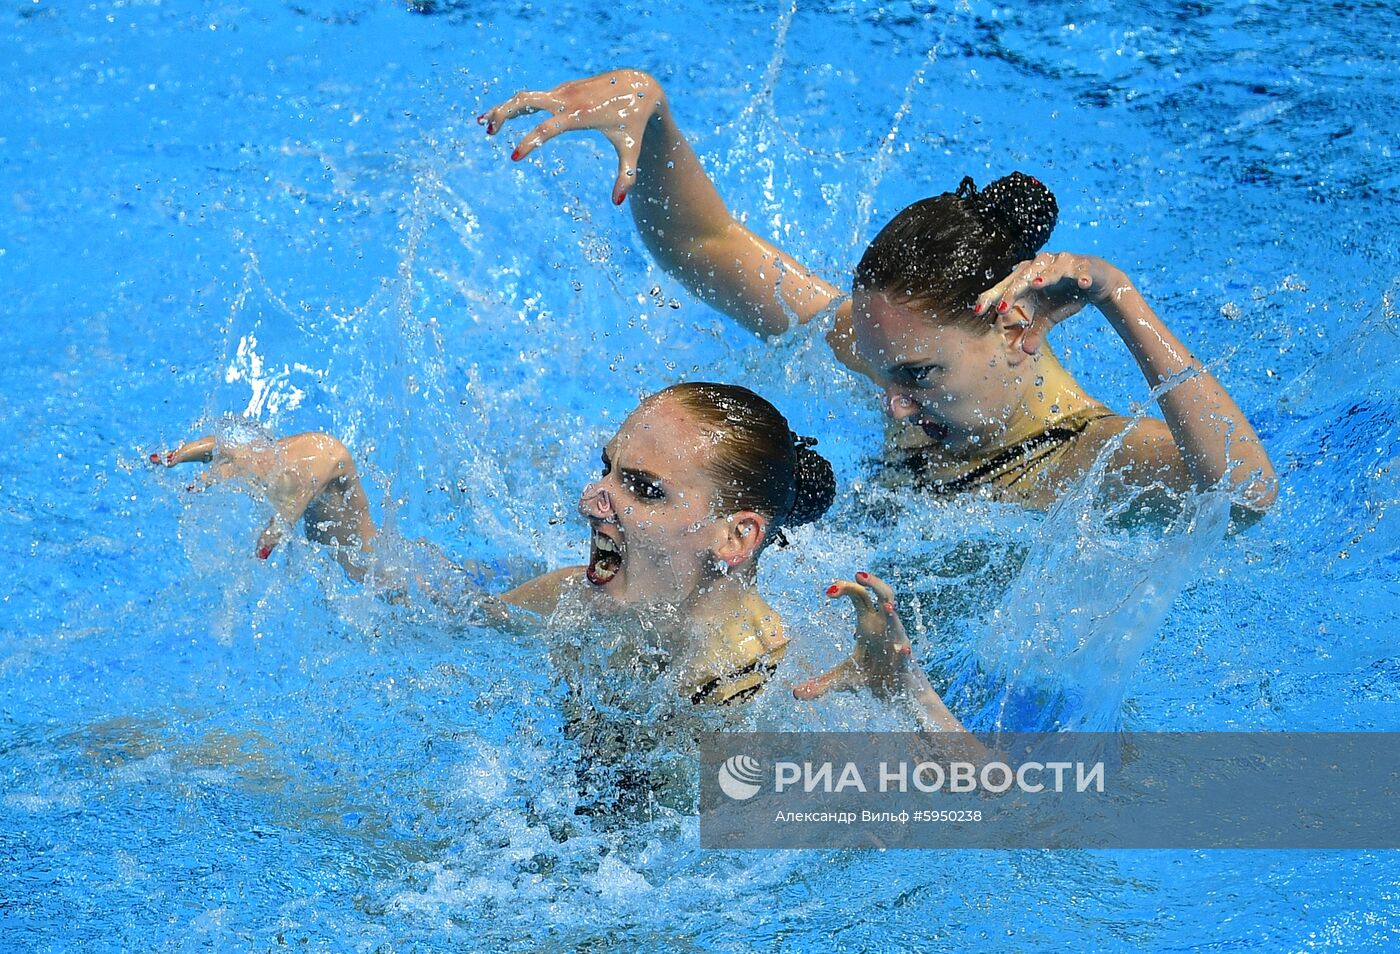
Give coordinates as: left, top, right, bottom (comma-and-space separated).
1228, 470, 1279, 527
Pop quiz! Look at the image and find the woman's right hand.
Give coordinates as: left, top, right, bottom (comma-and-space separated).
150, 432, 372, 562
480, 69, 666, 206
481, 69, 852, 351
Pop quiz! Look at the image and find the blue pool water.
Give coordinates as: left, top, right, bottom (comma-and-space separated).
4, 0, 1400, 949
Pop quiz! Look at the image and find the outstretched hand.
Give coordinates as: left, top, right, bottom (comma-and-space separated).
149, 432, 372, 564
480, 69, 665, 206
974, 252, 1131, 355
795, 572, 969, 734
793, 571, 919, 702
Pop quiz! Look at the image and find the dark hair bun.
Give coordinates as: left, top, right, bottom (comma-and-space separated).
957, 172, 1058, 259
787, 436, 837, 529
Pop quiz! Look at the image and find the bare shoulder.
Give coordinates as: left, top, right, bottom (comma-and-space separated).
1058, 414, 1194, 493
501, 567, 585, 616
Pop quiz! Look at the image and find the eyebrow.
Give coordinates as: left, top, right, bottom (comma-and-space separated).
601, 448, 666, 489
621, 466, 665, 489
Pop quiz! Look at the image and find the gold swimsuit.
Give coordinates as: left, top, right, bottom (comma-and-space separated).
892, 407, 1116, 497
684, 629, 789, 707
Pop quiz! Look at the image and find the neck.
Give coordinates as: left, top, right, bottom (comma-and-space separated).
986, 348, 1099, 453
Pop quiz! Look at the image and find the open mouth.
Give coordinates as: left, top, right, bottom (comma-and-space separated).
585, 527, 622, 586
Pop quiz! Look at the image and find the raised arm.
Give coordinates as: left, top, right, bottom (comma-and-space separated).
978, 253, 1279, 514
480, 70, 867, 371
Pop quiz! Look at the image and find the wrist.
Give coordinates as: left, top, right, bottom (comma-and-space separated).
1093, 270, 1143, 323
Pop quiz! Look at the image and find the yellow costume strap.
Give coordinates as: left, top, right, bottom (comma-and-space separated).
902, 406, 1114, 496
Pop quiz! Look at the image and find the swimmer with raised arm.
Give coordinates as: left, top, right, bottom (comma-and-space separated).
153, 383, 965, 730
480, 71, 1277, 516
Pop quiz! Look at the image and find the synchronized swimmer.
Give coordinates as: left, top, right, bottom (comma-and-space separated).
151, 67, 1280, 805
481, 69, 1277, 516
153, 383, 967, 731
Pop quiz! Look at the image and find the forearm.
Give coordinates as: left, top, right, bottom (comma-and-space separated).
628, 98, 732, 244
899, 668, 969, 734
627, 93, 843, 338
1101, 283, 1277, 508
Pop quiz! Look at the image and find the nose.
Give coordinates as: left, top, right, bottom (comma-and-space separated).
881, 386, 921, 420
578, 480, 614, 519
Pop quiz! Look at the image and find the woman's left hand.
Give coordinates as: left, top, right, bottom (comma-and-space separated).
974, 252, 1132, 355
793, 571, 918, 702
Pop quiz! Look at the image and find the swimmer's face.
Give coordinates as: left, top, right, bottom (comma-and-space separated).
576, 395, 737, 609
852, 290, 1031, 452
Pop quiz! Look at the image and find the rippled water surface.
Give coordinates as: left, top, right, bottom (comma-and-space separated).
3, 1, 1399, 950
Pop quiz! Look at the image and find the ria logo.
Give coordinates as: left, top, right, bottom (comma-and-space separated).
717, 755, 764, 801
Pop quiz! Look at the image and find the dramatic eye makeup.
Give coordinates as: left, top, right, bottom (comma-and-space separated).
601, 449, 665, 500
622, 470, 666, 501
901, 363, 944, 386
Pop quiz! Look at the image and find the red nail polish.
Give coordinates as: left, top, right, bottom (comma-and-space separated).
258, 546, 272, 560
856, 571, 870, 581
1033, 277, 1045, 286
510, 148, 521, 161
486, 122, 496, 135
613, 192, 626, 206
148, 453, 160, 464
475, 113, 486, 124
897, 644, 913, 656
883, 602, 895, 614
997, 300, 1009, 313
826, 584, 840, 597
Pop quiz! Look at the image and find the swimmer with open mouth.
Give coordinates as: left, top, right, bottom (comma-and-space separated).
153, 381, 968, 730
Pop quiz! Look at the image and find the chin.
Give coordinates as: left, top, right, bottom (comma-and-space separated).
582, 572, 626, 606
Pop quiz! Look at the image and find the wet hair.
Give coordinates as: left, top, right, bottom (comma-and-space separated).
853, 172, 1058, 332
658, 382, 836, 546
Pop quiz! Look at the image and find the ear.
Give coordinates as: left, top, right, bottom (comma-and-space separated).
713, 511, 769, 567
994, 304, 1035, 366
